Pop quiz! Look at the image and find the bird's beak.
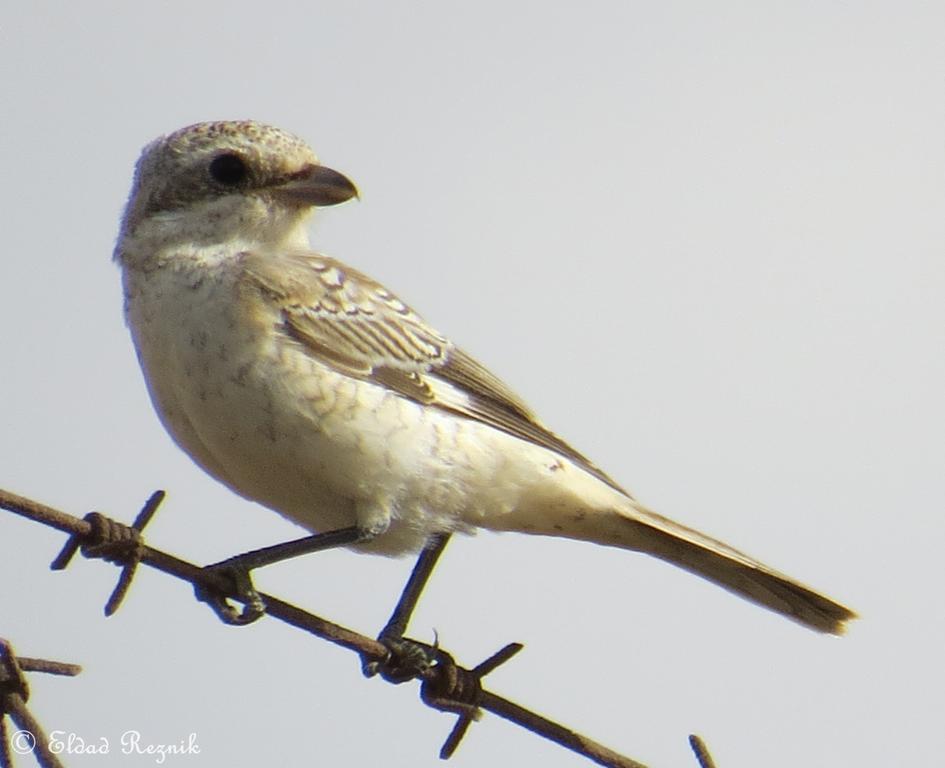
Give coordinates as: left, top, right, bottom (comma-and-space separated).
274, 164, 359, 207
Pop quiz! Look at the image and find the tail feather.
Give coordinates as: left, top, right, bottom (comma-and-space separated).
620, 504, 857, 634
484, 467, 856, 633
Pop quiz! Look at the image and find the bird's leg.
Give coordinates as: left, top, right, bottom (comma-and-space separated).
196, 525, 371, 625
363, 533, 451, 682
379, 533, 451, 640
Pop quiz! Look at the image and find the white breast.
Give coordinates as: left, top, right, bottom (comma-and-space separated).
123, 248, 625, 557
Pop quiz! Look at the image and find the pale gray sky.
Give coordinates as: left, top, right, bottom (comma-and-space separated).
2, 3, 942, 766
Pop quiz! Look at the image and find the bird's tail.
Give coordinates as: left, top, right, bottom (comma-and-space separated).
494, 483, 856, 634
609, 502, 857, 634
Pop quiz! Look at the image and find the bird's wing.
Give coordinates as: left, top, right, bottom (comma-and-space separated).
242, 250, 627, 494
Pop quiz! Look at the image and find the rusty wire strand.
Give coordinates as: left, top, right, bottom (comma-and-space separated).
688, 735, 717, 768
1, 486, 688, 768
12, 661, 81, 679
0, 711, 8, 768
0, 640, 79, 768
0, 693, 68, 768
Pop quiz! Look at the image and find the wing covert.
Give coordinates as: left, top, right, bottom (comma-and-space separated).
242, 250, 626, 494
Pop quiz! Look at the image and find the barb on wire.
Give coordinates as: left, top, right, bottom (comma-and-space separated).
2, 487, 714, 768
688, 735, 717, 768
420, 642, 523, 758
51, 490, 165, 616
0, 639, 81, 768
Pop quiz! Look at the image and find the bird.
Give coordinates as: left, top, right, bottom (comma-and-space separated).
114, 120, 855, 635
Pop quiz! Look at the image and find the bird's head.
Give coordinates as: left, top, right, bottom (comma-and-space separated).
116, 120, 358, 261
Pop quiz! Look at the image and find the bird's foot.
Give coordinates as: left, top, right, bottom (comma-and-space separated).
194, 559, 267, 626
362, 634, 437, 684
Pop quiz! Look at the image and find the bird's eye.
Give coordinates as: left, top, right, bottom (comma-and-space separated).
208, 153, 248, 186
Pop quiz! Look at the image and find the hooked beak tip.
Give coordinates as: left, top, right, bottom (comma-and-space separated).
275, 164, 359, 207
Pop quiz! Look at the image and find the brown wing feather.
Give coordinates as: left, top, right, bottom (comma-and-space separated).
242, 250, 627, 494
432, 350, 627, 493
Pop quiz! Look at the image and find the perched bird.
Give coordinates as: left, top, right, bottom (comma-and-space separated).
114, 120, 855, 634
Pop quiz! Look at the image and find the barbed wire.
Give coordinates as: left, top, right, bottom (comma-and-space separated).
688, 735, 717, 768
0, 639, 82, 768
1, 486, 718, 767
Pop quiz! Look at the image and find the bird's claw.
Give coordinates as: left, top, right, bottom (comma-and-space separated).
362, 635, 436, 684
194, 561, 266, 626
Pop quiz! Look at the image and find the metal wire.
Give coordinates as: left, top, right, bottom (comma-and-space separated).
1, 486, 719, 768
